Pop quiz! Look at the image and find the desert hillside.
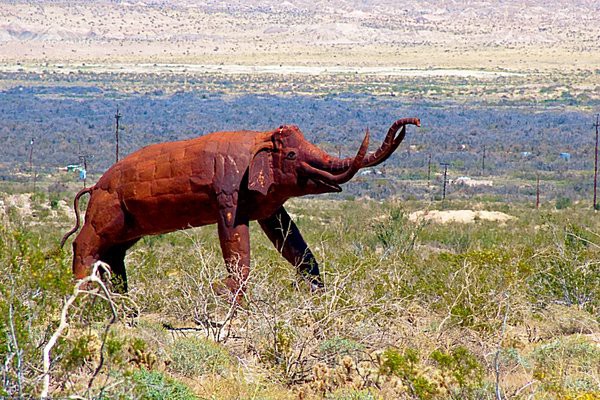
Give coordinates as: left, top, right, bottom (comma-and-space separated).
1, 0, 599, 70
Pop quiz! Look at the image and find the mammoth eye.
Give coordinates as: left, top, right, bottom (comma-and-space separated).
285, 151, 297, 160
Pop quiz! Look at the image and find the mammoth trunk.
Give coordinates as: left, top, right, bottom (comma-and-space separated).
324, 117, 421, 172
301, 129, 369, 185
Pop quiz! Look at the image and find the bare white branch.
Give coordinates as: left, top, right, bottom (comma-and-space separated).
41, 261, 116, 400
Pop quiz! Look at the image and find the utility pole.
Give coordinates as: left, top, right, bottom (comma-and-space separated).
536, 172, 540, 209
115, 107, 122, 163
28, 137, 36, 192
593, 114, 599, 210
78, 153, 89, 188
440, 162, 450, 201
427, 153, 432, 184
482, 145, 486, 175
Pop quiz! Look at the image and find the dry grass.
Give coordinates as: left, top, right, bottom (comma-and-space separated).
1, 189, 599, 399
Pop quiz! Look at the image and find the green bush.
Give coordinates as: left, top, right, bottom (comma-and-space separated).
63, 333, 98, 370
529, 223, 599, 314
379, 348, 438, 399
0, 220, 73, 398
319, 337, 364, 356
132, 369, 197, 400
430, 346, 484, 392
319, 337, 365, 367
532, 337, 600, 396
169, 337, 230, 377
371, 206, 420, 254
556, 196, 572, 209
326, 388, 380, 400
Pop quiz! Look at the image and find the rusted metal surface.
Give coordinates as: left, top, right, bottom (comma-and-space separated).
61, 118, 420, 303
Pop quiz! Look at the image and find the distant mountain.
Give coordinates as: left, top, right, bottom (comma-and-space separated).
0, 0, 598, 62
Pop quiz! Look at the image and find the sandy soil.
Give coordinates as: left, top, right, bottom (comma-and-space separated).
409, 209, 515, 224
1, 194, 34, 218
0, 193, 74, 221
0, 62, 524, 78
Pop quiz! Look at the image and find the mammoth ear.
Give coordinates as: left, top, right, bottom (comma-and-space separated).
248, 147, 274, 196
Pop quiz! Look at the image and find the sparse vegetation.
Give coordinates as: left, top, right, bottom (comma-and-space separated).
130, 369, 197, 400
169, 337, 231, 377
1, 187, 598, 399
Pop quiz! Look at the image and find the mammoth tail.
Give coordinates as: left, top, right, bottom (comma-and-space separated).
60, 187, 92, 248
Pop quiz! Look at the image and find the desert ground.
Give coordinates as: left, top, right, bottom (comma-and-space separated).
1, 1, 599, 71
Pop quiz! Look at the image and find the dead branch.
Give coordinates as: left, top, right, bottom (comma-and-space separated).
41, 261, 117, 400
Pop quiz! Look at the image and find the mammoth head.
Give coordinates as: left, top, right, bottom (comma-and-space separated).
248, 118, 420, 196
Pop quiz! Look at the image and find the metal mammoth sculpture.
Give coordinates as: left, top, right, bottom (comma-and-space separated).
61, 117, 420, 303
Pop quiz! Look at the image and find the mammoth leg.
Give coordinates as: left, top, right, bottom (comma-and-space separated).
216, 206, 251, 304
258, 206, 324, 291
98, 239, 139, 293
